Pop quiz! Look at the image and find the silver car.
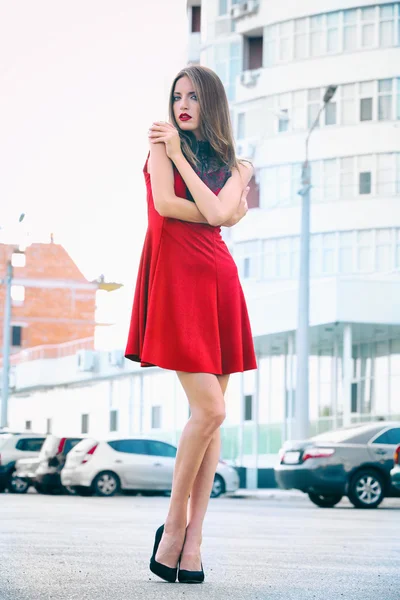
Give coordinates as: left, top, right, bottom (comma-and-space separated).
61, 437, 239, 498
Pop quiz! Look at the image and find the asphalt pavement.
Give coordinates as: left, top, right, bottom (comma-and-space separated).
1, 490, 399, 600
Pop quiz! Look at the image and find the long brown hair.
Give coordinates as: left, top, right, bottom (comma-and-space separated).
168, 65, 247, 173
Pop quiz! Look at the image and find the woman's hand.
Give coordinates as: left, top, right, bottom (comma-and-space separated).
222, 186, 250, 227
148, 121, 182, 161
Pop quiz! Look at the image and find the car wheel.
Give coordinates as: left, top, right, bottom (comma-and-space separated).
92, 472, 120, 497
210, 474, 225, 498
308, 492, 343, 508
348, 469, 385, 509
74, 485, 93, 497
9, 475, 29, 494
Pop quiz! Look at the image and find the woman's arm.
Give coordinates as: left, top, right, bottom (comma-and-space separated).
148, 142, 209, 224
172, 152, 254, 227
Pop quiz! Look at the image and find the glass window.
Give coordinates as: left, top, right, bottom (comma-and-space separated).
325, 101, 336, 125
63, 439, 82, 454
294, 18, 307, 59
237, 113, 245, 139
357, 230, 373, 271
378, 79, 393, 120
360, 98, 373, 121
11, 285, 25, 304
110, 410, 118, 432
341, 84, 356, 125
386, 428, 400, 444
244, 394, 253, 420
265, 25, 277, 66
279, 21, 292, 61
292, 90, 306, 130
361, 6, 377, 47
359, 172, 372, 194
339, 231, 354, 273
218, 0, 228, 15
81, 414, 89, 434
380, 5, 395, 47
377, 153, 394, 195
147, 441, 176, 457
16, 438, 45, 452
151, 405, 161, 428
323, 159, 338, 199
310, 15, 324, 57
327, 12, 339, 53
12, 325, 22, 347
340, 157, 354, 197
372, 431, 391, 444
108, 439, 148, 454
262, 239, 276, 278
322, 233, 336, 273
343, 9, 357, 51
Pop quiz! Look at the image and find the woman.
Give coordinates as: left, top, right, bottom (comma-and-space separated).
125, 65, 257, 584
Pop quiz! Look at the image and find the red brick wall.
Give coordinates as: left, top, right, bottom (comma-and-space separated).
0, 243, 96, 353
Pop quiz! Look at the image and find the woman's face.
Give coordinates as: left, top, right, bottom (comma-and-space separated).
172, 76, 201, 139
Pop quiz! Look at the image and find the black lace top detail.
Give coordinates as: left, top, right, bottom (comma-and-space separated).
185, 140, 232, 203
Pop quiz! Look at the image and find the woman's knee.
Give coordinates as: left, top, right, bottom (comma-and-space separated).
193, 403, 226, 434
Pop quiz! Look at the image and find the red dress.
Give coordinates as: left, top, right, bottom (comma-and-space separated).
125, 142, 257, 375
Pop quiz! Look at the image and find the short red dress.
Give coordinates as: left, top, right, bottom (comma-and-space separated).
125, 141, 257, 375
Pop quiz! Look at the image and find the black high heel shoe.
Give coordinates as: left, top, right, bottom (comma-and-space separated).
149, 524, 178, 583
178, 559, 205, 584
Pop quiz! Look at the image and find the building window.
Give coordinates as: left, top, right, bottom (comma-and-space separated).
248, 36, 263, 70
11, 285, 25, 305
191, 6, 201, 33
151, 406, 161, 429
25, 420, 32, 431
11, 252, 26, 268
244, 394, 253, 421
12, 325, 22, 347
359, 172, 372, 194
360, 81, 374, 121
218, 0, 227, 16
237, 112, 245, 139
325, 101, 336, 125
110, 410, 118, 432
46, 418, 52, 434
378, 79, 393, 120
278, 108, 289, 132
81, 414, 89, 434
264, 4, 399, 67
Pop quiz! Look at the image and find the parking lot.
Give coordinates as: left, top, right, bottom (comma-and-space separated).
1, 491, 399, 600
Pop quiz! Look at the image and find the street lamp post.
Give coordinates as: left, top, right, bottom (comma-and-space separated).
1, 213, 25, 429
294, 85, 337, 440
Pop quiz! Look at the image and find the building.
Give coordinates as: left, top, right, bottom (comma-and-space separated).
4, 0, 400, 488
0, 241, 98, 354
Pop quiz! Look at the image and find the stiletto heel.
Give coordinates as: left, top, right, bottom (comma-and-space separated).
178, 561, 205, 584
149, 524, 178, 583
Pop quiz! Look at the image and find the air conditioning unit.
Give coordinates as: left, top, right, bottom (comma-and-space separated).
240, 69, 261, 87
109, 349, 125, 368
231, 0, 259, 19
76, 349, 96, 372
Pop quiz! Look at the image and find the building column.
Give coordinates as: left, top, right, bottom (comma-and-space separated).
139, 373, 144, 434
342, 324, 353, 427
332, 332, 339, 429
286, 333, 295, 442
238, 372, 244, 467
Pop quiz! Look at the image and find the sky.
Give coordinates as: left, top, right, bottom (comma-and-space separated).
0, 0, 189, 347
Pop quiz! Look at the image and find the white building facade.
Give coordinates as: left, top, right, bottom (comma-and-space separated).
5, 0, 400, 485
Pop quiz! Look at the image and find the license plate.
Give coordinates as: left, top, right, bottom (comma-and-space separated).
283, 451, 301, 464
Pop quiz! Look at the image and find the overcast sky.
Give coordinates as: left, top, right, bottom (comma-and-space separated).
0, 0, 188, 347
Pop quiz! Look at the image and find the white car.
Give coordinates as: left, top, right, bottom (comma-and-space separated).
0, 433, 46, 493
61, 437, 240, 498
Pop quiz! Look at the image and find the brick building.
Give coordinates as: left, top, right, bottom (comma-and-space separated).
0, 242, 98, 354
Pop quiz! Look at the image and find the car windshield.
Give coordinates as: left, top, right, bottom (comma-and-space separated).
311, 425, 376, 443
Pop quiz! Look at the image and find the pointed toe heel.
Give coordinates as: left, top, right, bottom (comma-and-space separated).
178, 563, 205, 584
149, 524, 178, 583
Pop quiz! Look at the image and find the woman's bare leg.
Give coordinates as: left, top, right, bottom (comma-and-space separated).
179, 375, 230, 571
154, 372, 226, 569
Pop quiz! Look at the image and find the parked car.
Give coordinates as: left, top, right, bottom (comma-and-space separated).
0, 433, 46, 493
33, 435, 83, 494
61, 437, 239, 498
390, 444, 400, 492
12, 456, 41, 493
275, 421, 400, 509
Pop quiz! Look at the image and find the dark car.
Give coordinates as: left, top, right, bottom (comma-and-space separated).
275, 421, 400, 509
390, 444, 400, 492
33, 435, 83, 494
